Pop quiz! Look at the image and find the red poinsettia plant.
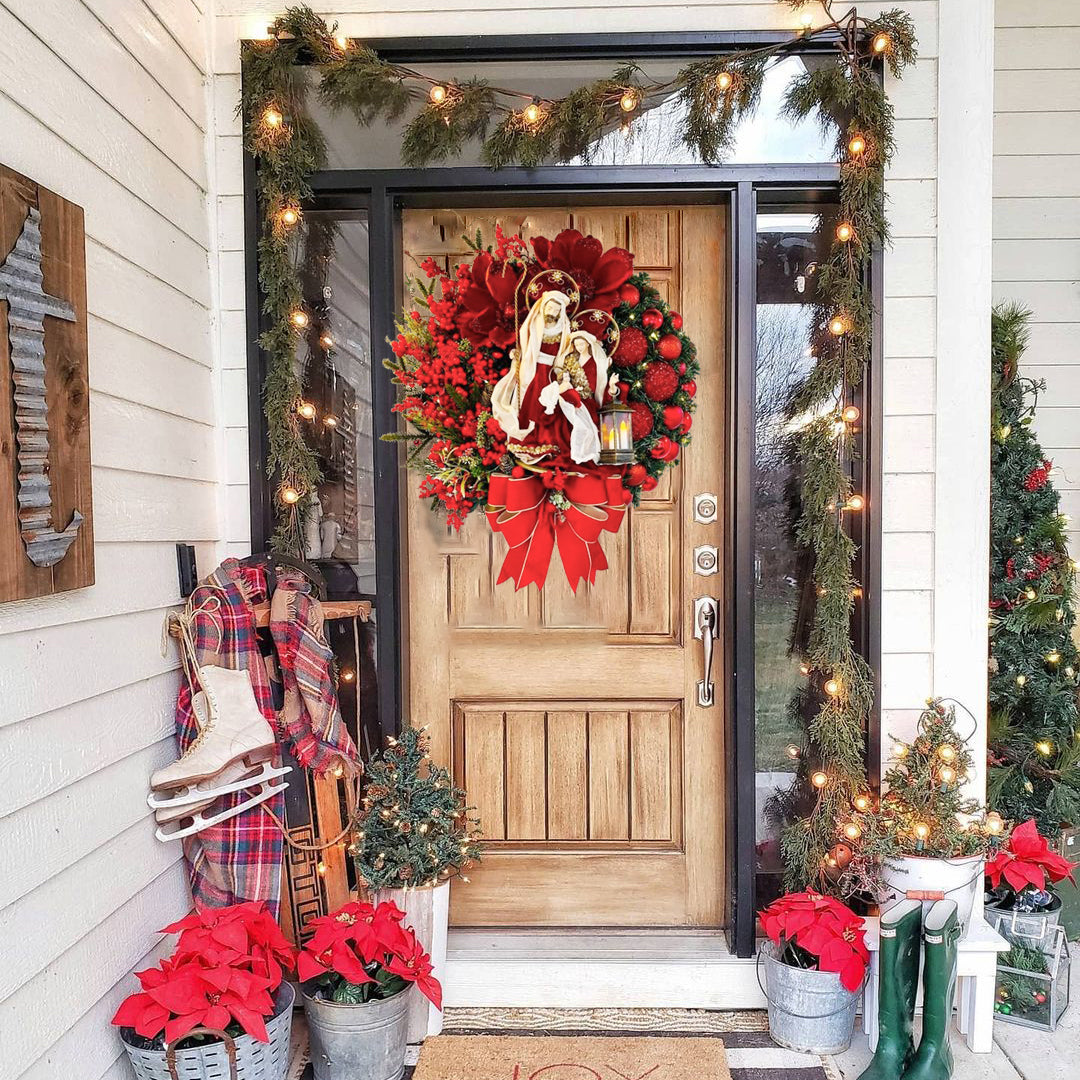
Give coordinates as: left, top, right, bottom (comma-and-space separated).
297, 900, 442, 1009
985, 818, 1076, 904
112, 902, 296, 1049
760, 891, 870, 992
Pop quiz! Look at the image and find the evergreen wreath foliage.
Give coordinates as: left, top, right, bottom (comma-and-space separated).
988, 303, 1080, 834
239, 1, 918, 894
352, 726, 481, 890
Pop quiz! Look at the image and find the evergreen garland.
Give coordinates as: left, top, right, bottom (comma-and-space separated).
352, 726, 481, 890
239, 1, 917, 894
988, 303, 1080, 834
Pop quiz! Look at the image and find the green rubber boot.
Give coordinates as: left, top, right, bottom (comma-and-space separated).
856, 899, 922, 1080
904, 900, 961, 1080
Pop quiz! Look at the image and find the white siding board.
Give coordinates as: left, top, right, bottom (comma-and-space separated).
881, 653, 934, 709
886, 179, 937, 238
0, 673, 178, 815
92, 470, 220, 543
1021, 321, 1080, 365
995, 156, 1080, 199
217, 194, 245, 251
883, 414, 935, 473
143, 0, 209, 74
884, 357, 935, 415
993, 239, 1080, 281
1025, 406, 1080, 449
996, 1, 1080, 29
1025, 365, 1080, 406
992, 280, 1080, 322
884, 237, 937, 296
995, 69, 1080, 112
881, 590, 935, 653
888, 119, 937, 180
994, 197, 1080, 240
995, 26, 1080, 68
994, 112, 1080, 157
882, 474, 935, 533
881, 533, 935, 591
884, 297, 937, 356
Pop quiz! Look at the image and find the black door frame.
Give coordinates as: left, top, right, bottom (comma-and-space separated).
242, 33, 883, 959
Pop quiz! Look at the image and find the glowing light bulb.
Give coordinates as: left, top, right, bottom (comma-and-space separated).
938, 744, 957, 762
297, 401, 316, 420
824, 678, 841, 697
1036, 740, 1054, 756
1016, 674, 1027, 686
853, 794, 871, 812
848, 135, 867, 157
334, 33, 349, 50
799, 662, 811, 676
939, 765, 956, 784
842, 405, 861, 423
836, 222, 855, 243
786, 744, 801, 760
873, 32, 892, 54
985, 812, 1004, 836
716, 70, 734, 92
829, 315, 848, 336
340, 667, 355, 682
1025, 588, 1037, 600
620, 90, 639, 113
801, 11, 814, 29
1047, 650, 1061, 664
913, 822, 930, 840
812, 771, 828, 789
279, 207, 299, 226
843, 822, 862, 841
332, 762, 345, 778
429, 84, 448, 105
846, 494, 865, 511
316, 861, 327, 876
262, 107, 283, 128
323, 414, 338, 428
1000, 425, 1012, 439
523, 102, 543, 126
320, 333, 334, 349
894, 743, 909, 759
290, 309, 309, 329
1066, 666, 1075, 678
280, 486, 300, 505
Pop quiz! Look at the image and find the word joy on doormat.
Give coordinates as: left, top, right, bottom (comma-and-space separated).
412, 1035, 732, 1080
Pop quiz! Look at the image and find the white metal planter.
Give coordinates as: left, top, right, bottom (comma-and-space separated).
880, 854, 983, 930
375, 880, 449, 1040
301, 985, 411, 1080
760, 941, 860, 1055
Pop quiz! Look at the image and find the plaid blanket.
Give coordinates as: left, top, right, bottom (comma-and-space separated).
175, 559, 360, 912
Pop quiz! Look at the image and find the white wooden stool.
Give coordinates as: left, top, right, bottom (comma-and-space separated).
862, 914, 1009, 1053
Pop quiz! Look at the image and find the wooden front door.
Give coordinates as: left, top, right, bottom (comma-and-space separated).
402, 204, 727, 927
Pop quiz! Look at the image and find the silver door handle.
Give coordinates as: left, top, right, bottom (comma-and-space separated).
693, 597, 719, 708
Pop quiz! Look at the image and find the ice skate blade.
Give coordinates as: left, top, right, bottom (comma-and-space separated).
154, 778, 289, 842
150, 742, 280, 793
147, 761, 291, 809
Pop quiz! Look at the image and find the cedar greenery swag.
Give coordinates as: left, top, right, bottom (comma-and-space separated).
239, 0, 918, 896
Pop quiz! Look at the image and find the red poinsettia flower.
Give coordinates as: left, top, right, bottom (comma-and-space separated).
165, 902, 296, 990
985, 818, 1077, 895
456, 250, 528, 349
297, 900, 442, 1009
531, 229, 634, 312
112, 958, 275, 1044
760, 891, 869, 992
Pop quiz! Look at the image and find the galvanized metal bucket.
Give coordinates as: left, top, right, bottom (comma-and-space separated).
759, 941, 860, 1055
301, 985, 411, 1080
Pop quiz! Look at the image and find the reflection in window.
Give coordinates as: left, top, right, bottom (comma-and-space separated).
309, 55, 837, 170
754, 208, 834, 903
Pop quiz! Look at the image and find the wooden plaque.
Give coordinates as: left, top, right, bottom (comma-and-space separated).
0, 165, 93, 601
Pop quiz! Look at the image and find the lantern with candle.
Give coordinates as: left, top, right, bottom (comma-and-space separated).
599, 389, 635, 465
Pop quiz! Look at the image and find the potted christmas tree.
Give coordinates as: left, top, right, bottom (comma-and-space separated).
352, 724, 480, 1040
298, 899, 441, 1080
856, 699, 1004, 929
985, 818, 1077, 937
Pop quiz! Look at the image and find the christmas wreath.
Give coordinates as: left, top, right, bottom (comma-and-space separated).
386, 227, 698, 591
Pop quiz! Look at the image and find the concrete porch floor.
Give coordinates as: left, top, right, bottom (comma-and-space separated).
835, 1002, 1078, 1080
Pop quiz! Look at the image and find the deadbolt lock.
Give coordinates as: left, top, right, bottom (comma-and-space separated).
694, 544, 719, 576
693, 492, 719, 524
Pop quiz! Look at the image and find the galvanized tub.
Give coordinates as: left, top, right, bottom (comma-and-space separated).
760, 940, 860, 1055
301, 985, 411, 1080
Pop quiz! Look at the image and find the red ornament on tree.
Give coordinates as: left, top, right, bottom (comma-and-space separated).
642, 362, 680, 401
629, 401, 655, 440
641, 308, 663, 330
641, 475, 659, 492
657, 334, 682, 361
626, 463, 648, 486
650, 436, 674, 460
619, 283, 641, 307
678, 362, 687, 374
669, 311, 683, 330
680, 414, 693, 434
682, 379, 697, 398
662, 405, 685, 430
1024, 459, 1053, 492
613, 327, 648, 366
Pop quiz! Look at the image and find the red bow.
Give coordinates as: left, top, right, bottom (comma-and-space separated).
486, 470, 627, 591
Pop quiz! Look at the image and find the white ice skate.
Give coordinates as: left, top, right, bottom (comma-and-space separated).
149, 665, 291, 823
154, 776, 289, 842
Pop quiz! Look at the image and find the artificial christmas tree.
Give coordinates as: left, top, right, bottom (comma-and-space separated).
988, 304, 1080, 834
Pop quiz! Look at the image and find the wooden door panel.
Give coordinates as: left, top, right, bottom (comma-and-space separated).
403, 204, 727, 927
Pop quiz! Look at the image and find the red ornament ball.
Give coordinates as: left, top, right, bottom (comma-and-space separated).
682, 379, 697, 398
619, 283, 641, 307
650, 436, 674, 460
641, 308, 663, 330
626, 463, 648, 486
669, 311, 683, 330
629, 401, 654, 440
621, 488, 634, 504
642, 362, 680, 402
641, 475, 659, 492
657, 333, 682, 361
678, 362, 687, 374
680, 414, 693, 434
662, 405, 685, 430
613, 327, 648, 366
511, 465, 526, 479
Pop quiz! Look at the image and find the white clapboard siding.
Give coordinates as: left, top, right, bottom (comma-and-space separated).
0, 4, 217, 1079
993, 3, 1080, 628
